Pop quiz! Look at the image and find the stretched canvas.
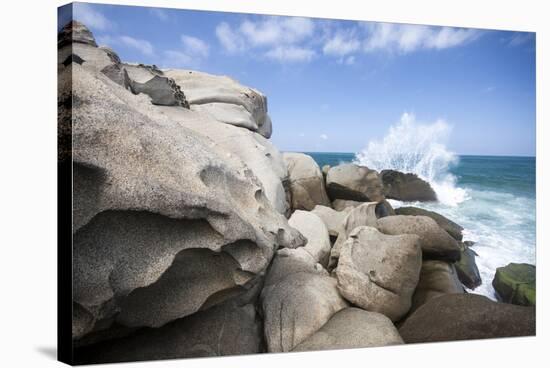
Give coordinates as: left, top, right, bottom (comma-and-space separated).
58, 2, 536, 365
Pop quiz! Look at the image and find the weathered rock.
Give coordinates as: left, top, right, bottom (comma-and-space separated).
395, 206, 463, 241
75, 295, 263, 364
455, 241, 482, 289
164, 69, 273, 138
283, 152, 331, 211
132, 75, 189, 107
322, 165, 331, 177
493, 263, 536, 306
155, 102, 290, 215
399, 294, 536, 343
261, 248, 348, 352
326, 164, 385, 202
381, 170, 437, 202
376, 215, 461, 261
411, 260, 464, 311
335, 226, 422, 321
100, 63, 134, 92
64, 61, 305, 336
292, 308, 403, 352
328, 202, 380, 269
58, 20, 97, 48
332, 199, 363, 211
288, 210, 331, 267
311, 205, 351, 238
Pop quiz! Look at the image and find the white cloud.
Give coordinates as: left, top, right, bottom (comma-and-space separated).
507, 32, 534, 47
320, 134, 329, 140
181, 35, 209, 58
240, 17, 314, 46
150, 8, 169, 21
364, 23, 479, 53
119, 35, 154, 55
323, 33, 360, 56
73, 3, 113, 31
216, 22, 246, 53
265, 46, 315, 63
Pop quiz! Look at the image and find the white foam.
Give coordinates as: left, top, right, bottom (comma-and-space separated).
354, 113, 467, 206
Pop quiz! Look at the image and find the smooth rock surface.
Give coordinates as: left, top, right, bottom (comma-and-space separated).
395, 206, 463, 241
311, 205, 351, 238
335, 226, 422, 321
381, 170, 437, 202
411, 260, 464, 311
292, 308, 403, 352
261, 248, 348, 352
493, 263, 536, 306
455, 241, 482, 289
326, 164, 385, 202
399, 294, 536, 342
288, 210, 331, 267
283, 152, 331, 211
377, 215, 461, 261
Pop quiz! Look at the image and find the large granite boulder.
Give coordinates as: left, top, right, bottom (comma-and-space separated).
61, 29, 305, 340
261, 248, 348, 352
283, 152, 331, 211
493, 263, 536, 306
381, 170, 437, 202
411, 260, 464, 311
288, 210, 331, 267
292, 308, 403, 352
399, 294, 536, 343
376, 215, 461, 261
335, 226, 422, 321
164, 69, 273, 138
455, 241, 482, 289
58, 20, 97, 48
328, 202, 380, 269
311, 205, 352, 238
326, 164, 385, 202
332, 199, 363, 211
395, 206, 463, 241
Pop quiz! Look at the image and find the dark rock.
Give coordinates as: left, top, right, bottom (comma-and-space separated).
455, 242, 482, 289
326, 164, 385, 202
62, 53, 85, 67
411, 260, 464, 312
132, 75, 190, 107
58, 20, 98, 48
381, 170, 437, 202
399, 294, 535, 343
377, 215, 461, 262
74, 295, 263, 364
493, 263, 536, 306
395, 206, 463, 241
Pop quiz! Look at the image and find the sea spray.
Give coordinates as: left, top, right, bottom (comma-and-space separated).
354, 113, 468, 206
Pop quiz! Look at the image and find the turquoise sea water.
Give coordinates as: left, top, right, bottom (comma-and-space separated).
304, 152, 536, 299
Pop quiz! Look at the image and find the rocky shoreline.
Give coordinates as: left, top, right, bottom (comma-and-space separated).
60, 21, 536, 364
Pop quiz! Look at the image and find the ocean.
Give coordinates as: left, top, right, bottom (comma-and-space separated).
305, 151, 536, 299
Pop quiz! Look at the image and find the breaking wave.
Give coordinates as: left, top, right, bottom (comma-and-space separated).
354, 113, 469, 206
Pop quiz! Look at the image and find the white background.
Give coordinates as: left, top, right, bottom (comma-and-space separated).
0, 0, 548, 366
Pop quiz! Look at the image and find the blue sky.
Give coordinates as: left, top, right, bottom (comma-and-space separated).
60, 2, 536, 156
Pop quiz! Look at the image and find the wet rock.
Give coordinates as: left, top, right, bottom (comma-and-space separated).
381, 170, 437, 202
493, 263, 536, 306
455, 241, 482, 289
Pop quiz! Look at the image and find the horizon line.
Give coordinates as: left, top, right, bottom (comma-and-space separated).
284, 150, 536, 158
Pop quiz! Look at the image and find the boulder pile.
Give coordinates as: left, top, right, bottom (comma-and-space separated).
61, 22, 535, 364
